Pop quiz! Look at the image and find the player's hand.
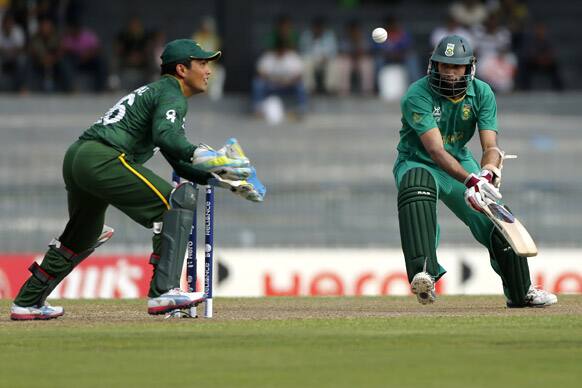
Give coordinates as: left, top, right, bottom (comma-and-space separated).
464, 173, 502, 212
480, 165, 502, 188
192, 143, 251, 181
208, 169, 266, 203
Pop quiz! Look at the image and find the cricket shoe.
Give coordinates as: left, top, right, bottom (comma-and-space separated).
10, 302, 64, 321
147, 289, 205, 315
506, 286, 558, 308
411, 272, 436, 305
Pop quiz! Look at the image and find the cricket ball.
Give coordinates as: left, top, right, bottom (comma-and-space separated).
372, 27, 388, 43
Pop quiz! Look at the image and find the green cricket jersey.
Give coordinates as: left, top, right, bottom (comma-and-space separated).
397, 76, 497, 165
81, 75, 195, 165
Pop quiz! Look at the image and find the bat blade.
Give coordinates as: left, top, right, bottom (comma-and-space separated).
482, 202, 538, 257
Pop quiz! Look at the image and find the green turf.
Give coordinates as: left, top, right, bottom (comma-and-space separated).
1, 296, 581, 388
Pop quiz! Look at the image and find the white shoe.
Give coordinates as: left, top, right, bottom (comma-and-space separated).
10, 302, 64, 320
411, 272, 436, 305
148, 289, 205, 315
507, 286, 558, 308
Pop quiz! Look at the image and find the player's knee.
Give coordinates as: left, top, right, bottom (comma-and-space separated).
398, 168, 437, 208
399, 168, 437, 191
169, 182, 197, 211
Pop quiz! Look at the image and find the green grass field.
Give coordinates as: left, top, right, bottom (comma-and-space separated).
1, 296, 581, 388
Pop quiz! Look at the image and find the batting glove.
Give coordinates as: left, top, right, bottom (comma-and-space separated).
464, 173, 502, 212
480, 165, 502, 188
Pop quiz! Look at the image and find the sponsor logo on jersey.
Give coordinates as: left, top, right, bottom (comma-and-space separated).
462, 104, 472, 120
445, 43, 455, 57
412, 112, 423, 124
432, 106, 441, 122
443, 132, 464, 144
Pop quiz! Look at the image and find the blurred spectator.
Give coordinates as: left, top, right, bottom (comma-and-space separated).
63, 0, 84, 27
7, 0, 32, 39
299, 16, 338, 94
450, 0, 488, 28
265, 14, 299, 50
112, 16, 150, 90
34, 0, 60, 22
517, 22, 563, 91
147, 28, 165, 79
472, 13, 511, 59
488, 0, 529, 52
30, 0, 84, 34
332, 19, 374, 96
192, 16, 225, 100
0, 0, 8, 21
373, 16, 421, 86
0, 12, 27, 91
478, 48, 517, 93
193, 16, 220, 57
473, 13, 516, 93
252, 36, 307, 119
62, 21, 107, 92
430, 13, 474, 49
27, 16, 71, 92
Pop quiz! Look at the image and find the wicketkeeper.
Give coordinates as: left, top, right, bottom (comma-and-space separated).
394, 35, 556, 307
10, 39, 265, 320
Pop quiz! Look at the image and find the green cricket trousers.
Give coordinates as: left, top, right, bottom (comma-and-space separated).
15, 140, 172, 306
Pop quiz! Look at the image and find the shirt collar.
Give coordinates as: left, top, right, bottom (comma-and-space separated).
163, 74, 186, 95
445, 81, 475, 103
466, 80, 475, 97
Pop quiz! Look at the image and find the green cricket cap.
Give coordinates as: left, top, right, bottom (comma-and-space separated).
160, 39, 221, 65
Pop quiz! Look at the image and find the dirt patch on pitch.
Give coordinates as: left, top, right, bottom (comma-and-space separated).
1, 295, 581, 325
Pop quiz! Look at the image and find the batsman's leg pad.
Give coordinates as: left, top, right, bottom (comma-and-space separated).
398, 168, 445, 282
149, 183, 197, 298
489, 228, 531, 306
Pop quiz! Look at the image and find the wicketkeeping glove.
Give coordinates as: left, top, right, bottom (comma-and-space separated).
209, 168, 266, 202
205, 138, 266, 202
464, 172, 502, 212
192, 143, 251, 181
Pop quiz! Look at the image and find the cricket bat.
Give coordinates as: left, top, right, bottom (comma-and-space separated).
482, 201, 538, 257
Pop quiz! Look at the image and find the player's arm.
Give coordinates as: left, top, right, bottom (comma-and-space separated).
152, 96, 196, 162
420, 128, 470, 182
478, 129, 504, 188
477, 83, 503, 186
420, 128, 501, 212
479, 130, 501, 166
153, 95, 251, 182
162, 151, 212, 185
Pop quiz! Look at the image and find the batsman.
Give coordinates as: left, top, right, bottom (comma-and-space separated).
10, 39, 265, 320
394, 35, 556, 307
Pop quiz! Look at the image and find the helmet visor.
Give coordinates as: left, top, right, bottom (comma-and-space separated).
428, 66, 472, 98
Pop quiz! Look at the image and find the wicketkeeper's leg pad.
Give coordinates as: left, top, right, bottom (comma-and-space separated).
398, 168, 444, 282
489, 228, 531, 306
149, 183, 197, 298
14, 227, 114, 307
14, 246, 91, 307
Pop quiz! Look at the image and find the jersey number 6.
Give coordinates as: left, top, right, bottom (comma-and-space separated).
98, 86, 149, 125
